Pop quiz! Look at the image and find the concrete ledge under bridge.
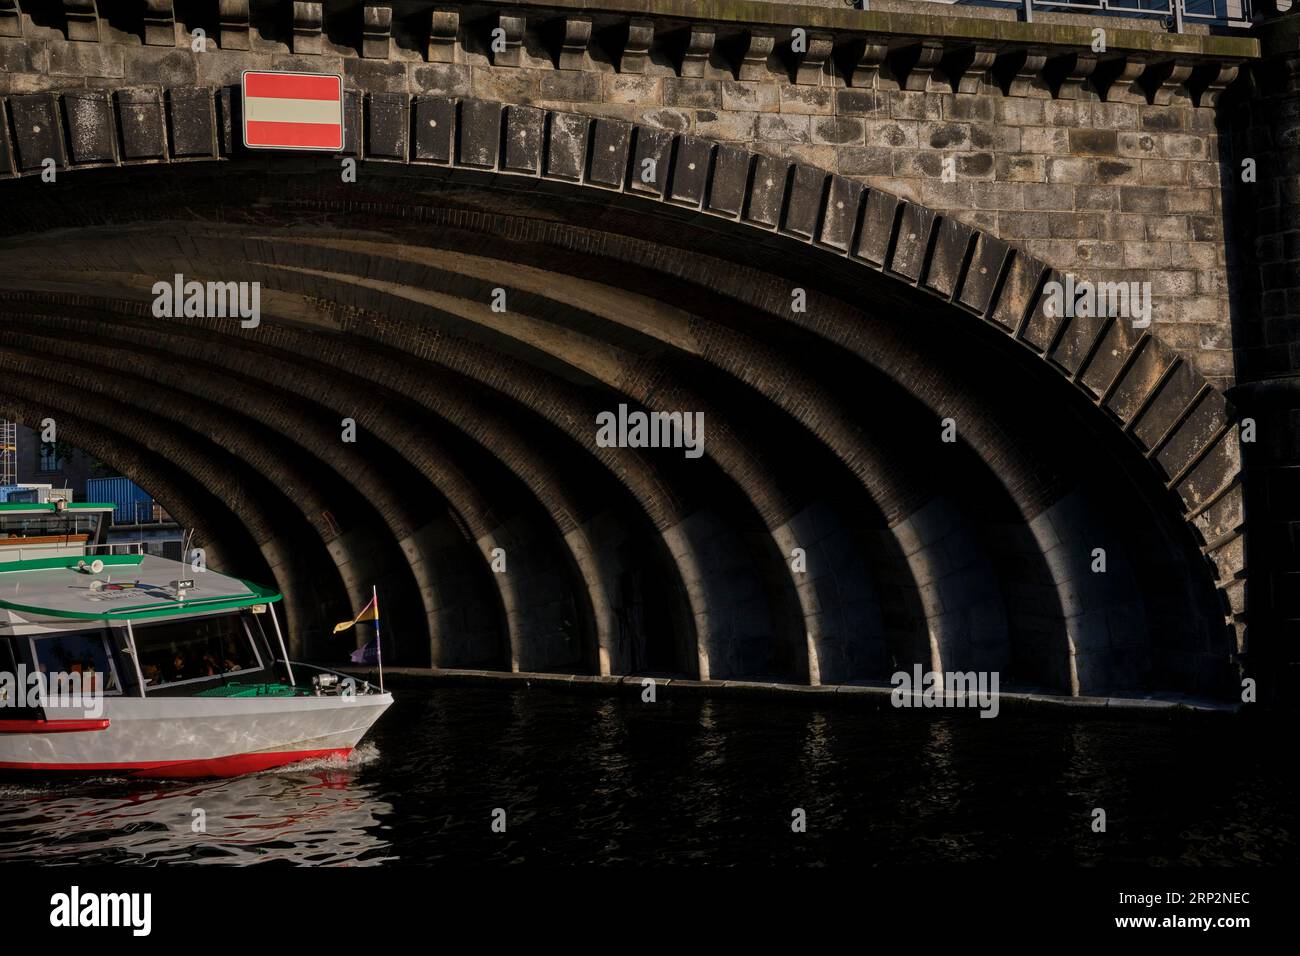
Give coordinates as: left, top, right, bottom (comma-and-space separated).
340, 665, 1242, 716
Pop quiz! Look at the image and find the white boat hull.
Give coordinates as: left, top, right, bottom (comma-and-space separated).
0, 693, 393, 778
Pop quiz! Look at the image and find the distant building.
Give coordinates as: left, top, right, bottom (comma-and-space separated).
12, 423, 95, 502
0, 421, 181, 556
87, 476, 183, 561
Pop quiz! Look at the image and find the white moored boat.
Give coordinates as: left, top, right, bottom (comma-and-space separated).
0, 501, 392, 778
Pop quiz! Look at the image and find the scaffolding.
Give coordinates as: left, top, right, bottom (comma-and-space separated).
0, 420, 15, 487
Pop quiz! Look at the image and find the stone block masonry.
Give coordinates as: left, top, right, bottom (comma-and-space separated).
0, 0, 1258, 388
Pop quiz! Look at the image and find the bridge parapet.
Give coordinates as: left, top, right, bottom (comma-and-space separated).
0, 1, 1258, 100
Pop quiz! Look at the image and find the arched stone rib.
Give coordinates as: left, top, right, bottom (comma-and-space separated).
275, 236, 1040, 684
0, 307, 586, 673
0, 90, 1242, 695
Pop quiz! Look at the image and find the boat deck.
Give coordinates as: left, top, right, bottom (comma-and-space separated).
0, 553, 280, 623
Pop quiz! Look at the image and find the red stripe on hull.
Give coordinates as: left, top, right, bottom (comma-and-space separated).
0, 719, 109, 734
245, 119, 342, 149
0, 748, 351, 779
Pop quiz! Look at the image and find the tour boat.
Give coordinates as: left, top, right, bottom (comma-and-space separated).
0, 501, 391, 778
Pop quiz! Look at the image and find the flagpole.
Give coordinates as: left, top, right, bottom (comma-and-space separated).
373, 584, 384, 693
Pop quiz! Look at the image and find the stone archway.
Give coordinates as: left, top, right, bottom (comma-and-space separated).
0, 89, 1245, 698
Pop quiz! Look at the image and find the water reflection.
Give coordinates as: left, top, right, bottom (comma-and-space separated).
0, 746, 394, 865
0, 687, 1293, 866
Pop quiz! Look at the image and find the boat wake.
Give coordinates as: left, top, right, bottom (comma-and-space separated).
264, 741, 381, 775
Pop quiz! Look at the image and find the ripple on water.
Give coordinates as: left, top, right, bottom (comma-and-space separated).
0, 687, 1294, 866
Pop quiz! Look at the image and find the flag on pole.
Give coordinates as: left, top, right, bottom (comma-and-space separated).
373, 586, 384, 692
332, 595, 377, 634
336, 587, 385, 693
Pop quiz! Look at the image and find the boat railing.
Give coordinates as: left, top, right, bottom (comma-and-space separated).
277, 659, 382, 696
0, 540, 147, 563
953, 1, 1253, 34
85, 542, 147, 557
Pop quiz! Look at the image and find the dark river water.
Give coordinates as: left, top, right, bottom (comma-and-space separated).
0, 685, 1294, 865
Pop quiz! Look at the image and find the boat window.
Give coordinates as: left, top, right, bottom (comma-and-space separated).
130, 613, 263, 689
27, 630, 123, 695
246, 611, 277, 655
0, 640, 42, 715
0, 512, 101, 540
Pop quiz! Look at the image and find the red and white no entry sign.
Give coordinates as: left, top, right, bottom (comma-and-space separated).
241, 71, 344, 151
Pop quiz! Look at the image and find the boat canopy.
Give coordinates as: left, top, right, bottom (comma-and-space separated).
0, 553, 280, 624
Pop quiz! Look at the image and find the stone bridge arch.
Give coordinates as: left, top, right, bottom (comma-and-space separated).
0, 83, 1246, 698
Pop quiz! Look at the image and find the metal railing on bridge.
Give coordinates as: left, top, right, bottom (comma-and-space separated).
962, 1, 1251, 32
851, 1, 1257, 34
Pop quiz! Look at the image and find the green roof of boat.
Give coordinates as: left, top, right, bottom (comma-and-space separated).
0, 553, 281, 622
0, 502, 114, 512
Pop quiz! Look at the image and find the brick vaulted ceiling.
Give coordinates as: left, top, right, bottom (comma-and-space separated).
0, 85, 1246, 699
